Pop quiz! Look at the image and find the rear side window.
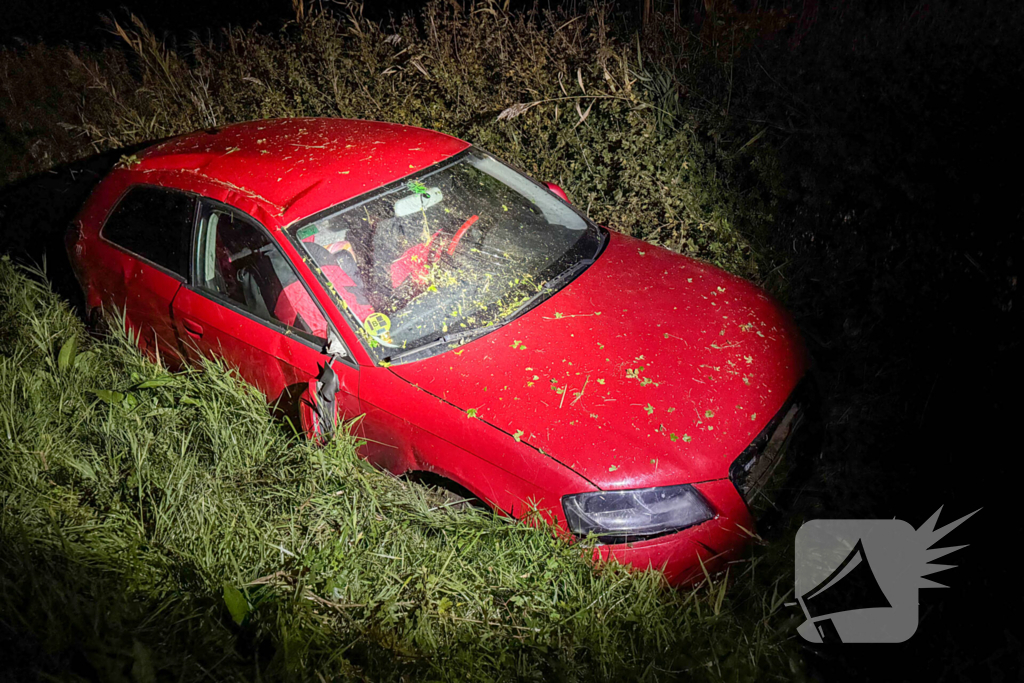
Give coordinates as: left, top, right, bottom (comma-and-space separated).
102, 185, 196, 278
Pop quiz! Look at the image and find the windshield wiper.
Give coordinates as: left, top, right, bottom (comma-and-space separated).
382, 258, 595, 365
383, 324, 502, 364
544, 257, 594, 292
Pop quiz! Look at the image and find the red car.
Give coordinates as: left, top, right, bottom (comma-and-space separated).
66, 118, 810, 585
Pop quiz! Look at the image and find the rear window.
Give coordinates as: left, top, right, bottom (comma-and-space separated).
102, 185, 196, 278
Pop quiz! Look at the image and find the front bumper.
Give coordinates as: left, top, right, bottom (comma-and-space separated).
591, 479, 755, 586
592, 380, 815, 586
728, 379, 813, 512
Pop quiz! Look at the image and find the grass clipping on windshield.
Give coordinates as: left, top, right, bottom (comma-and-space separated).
0, 259, 803, 680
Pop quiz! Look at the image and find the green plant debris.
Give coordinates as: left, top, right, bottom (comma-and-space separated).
114, 153, 140, 169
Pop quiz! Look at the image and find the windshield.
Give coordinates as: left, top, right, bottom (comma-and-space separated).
286, 148, 604, 364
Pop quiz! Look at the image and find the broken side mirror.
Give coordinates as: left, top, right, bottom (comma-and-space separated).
325, 327, 348, 362
301, 361, 339, 441
545, 182, 569, 202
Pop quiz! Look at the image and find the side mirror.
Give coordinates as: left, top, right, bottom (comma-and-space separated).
325, 328, 348, 362
545, 182, 569, 202
300, 361, 339, 441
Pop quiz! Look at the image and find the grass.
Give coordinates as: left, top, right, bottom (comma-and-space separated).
2, 0, 1021, 679
0, 257, 804, 680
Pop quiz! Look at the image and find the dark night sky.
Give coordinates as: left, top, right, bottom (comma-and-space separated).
2, 0, 447, 45
2, 0, 577, 46
4, 0, 293, 45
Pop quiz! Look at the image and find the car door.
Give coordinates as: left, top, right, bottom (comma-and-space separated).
170, 198, 359, 424
96, 184, 196, 366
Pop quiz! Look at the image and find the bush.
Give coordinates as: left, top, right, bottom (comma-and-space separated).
0, 2, 759, 279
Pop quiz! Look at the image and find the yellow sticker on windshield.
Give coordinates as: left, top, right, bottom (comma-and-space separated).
363, 312, 392, 337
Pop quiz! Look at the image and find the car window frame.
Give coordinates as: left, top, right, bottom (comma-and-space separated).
99, 183, 200, 283
188, 196, 354, 363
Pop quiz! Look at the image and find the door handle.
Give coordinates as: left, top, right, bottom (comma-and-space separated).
182, 319, 204, 339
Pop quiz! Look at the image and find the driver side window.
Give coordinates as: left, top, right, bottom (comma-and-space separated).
194, 202, 329, 343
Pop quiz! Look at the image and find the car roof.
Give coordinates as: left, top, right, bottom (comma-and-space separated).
134, 118, 470, 226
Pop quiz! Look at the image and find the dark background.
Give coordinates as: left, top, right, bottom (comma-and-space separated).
3, 0, 546, 46
1, 0, 1020, 681
3, 0, 291, 46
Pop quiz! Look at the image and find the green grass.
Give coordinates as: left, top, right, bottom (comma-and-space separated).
0, 257, 804, 680
5, 0, 1019, 678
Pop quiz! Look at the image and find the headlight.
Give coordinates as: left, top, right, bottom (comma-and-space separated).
562, 484, 715, 543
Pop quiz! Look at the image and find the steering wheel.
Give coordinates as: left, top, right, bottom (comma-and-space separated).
444, 214, 479, 258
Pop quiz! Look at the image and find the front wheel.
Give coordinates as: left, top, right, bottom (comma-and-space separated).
86, 306, 109, 337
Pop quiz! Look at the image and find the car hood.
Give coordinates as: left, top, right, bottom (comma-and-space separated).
388, 230, 807, 490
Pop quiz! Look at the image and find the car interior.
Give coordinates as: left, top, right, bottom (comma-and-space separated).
195, 207, 327, 341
